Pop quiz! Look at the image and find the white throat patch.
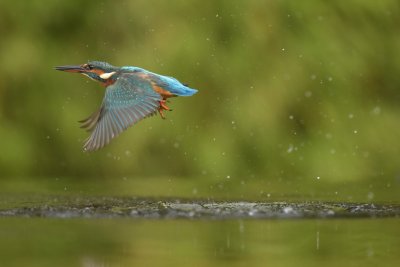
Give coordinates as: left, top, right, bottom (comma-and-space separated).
99, 72, 116, 79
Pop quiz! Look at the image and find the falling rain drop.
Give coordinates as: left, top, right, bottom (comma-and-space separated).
371, 106, 381, 115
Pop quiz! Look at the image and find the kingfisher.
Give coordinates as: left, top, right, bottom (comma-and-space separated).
55, 61, 197, 152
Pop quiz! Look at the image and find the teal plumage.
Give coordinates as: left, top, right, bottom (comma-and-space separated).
55, 61, 198, 151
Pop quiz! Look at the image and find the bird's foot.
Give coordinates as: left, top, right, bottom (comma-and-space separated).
160, 100, 170, 110
158, 100, 171, 119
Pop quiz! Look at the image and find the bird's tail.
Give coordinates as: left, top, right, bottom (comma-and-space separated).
179, 86, 198, 96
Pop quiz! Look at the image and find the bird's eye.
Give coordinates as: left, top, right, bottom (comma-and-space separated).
82, 64, 92, 70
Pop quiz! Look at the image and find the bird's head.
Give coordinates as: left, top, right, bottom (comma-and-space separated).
55, 61, 118, 84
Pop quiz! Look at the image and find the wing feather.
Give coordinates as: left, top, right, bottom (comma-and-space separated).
103, 116, 111, 146
115, 109, 129, 128
80, 108, 102, 132
81, 73, 161, 151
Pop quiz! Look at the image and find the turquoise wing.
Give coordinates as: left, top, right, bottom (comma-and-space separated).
80, 73, 162, 151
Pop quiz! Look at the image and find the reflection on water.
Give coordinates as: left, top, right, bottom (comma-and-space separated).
0, 178, 398, 266
0, 218, 399, 267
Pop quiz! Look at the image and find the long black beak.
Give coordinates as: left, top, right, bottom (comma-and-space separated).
54, 65, 86, 73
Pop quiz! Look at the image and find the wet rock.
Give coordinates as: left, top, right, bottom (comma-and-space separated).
1, 196, 400, 219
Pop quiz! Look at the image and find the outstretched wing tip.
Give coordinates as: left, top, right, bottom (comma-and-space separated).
82, 145, 98, 153
82, 136, 102, 152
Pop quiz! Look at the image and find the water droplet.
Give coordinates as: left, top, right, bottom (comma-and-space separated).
283, 206, 294, 214
371, 106, 381, 115
239, 221, 245, 233
248, 209, 257, 216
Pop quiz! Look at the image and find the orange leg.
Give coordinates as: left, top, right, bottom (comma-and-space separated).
158, 99, 171, 119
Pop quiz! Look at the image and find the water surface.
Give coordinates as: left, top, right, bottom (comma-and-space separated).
0, 217, 399, 267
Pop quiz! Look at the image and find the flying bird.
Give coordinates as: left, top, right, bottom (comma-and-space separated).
55, 61, 197, 151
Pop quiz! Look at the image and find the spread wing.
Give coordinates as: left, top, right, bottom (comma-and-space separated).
80, 73, 161, 151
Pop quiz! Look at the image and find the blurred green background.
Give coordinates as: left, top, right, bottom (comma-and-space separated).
0, 0, 400, 201
1, 1, 400, 267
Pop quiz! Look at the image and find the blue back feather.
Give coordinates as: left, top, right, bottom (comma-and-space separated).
121, 66, 198, 96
